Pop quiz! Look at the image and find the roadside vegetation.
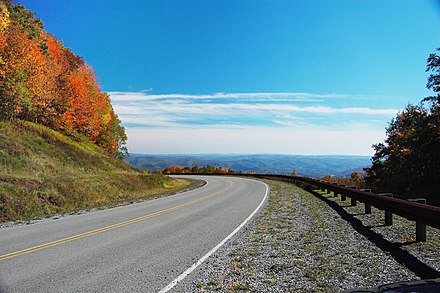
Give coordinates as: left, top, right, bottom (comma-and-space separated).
163, 165, 244, 175
319, 171, 367, 190
0, 120, 190, 223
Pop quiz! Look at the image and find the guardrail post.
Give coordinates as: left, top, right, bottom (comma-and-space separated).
347, 186, 357, 206
336, 184, 345, 201
408, 199, 427, 242
351, 198, 357, 206
341, 194, 346, 201
380, 193, 394, 226
385, 210, 393, 226
364, 204, 372, 214
416, 223, 427, 242
416, 221, 427, 242
332, 183, 338, 197
360, 189, 372, 214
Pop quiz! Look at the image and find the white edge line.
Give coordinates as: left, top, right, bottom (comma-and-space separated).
158, 178, 269, 293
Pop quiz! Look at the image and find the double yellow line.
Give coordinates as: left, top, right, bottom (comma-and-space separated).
0, 181, 234, 261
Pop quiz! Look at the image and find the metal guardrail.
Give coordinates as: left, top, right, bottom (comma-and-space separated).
250, 174, 440, 241
170, 172, 440, 241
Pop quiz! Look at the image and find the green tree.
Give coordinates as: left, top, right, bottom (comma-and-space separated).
365, 49, 440, 205
109, 114, 128, 159
191, 165, 201, 173
425, 47, 440, 103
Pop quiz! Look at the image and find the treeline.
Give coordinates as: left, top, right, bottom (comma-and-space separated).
163, 165, 244, 175
320, 171, 367, 190
365, 48, 440, 205
0, 0, 127, 157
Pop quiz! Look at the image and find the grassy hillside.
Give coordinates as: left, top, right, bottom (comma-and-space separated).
0, 120, 190, 222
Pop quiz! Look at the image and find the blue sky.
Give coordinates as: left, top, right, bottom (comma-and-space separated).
18, 0, 440, 155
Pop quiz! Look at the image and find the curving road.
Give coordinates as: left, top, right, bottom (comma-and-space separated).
0, 176, 268, 293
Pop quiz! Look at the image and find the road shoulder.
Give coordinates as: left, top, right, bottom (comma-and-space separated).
175, 179, 439, 292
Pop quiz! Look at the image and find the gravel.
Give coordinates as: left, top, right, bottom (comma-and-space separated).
175, 179, 440, 292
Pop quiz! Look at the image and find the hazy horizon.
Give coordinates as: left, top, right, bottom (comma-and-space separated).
129, 153, 372, 157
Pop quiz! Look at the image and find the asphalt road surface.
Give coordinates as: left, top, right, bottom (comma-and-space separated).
0, 176, 268, 293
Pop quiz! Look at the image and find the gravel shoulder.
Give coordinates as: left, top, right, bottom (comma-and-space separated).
176, 179, 440, 292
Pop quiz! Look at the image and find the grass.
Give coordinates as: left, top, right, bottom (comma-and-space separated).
232, 282, 250, 290
0, 120, 191, 222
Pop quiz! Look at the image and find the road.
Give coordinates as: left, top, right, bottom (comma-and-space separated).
0, 176, 268, 293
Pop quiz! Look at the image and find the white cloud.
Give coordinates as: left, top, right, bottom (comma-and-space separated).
110, 92, 397, 126
109, 91, 346, 102
109, 91, 394, 155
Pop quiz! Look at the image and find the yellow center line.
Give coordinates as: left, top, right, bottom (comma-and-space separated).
0, 180, 234, 261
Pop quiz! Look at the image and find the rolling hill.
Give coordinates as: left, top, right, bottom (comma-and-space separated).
126, 154, 372, 178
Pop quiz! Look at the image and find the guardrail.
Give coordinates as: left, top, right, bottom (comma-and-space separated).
171, 172, 440, 241
248, 174, 440, 242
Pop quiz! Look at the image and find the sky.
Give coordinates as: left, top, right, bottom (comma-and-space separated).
18, 0, 440, 155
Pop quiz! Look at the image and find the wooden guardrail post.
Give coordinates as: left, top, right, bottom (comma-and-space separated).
365, 204, 372, 214
338, 184, 347, 201
351, 198, 357, 206
360, 189, 372, 214
385, 210, 393, 226
332, 183, 338, 197
379, 193, 394, 226
408, 198, 427, 242
347, 186, 357, 206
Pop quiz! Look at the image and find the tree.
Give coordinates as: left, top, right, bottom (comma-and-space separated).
425, 48, 440, 103
0, 1, 128, 158
191, 165, 201, 173
350, 171, 362, 182
365, 49, 440, 205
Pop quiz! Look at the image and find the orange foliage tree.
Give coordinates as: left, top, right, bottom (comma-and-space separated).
0, 0, 127, 157
163, 165, 242, 175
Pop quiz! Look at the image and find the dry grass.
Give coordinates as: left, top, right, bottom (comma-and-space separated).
0, 120, 190, 222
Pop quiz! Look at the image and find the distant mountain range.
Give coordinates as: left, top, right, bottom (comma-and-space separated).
126, 154, 372, 178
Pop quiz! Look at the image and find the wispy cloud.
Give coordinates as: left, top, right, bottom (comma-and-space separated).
110, 91, 397, 127
109, 92, 347, 102
109, 91, 397, 155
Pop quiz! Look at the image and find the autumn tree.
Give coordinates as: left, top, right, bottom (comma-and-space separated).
365, 48, 440, 205
0, 1, 127, 157
164, 165, 241, 175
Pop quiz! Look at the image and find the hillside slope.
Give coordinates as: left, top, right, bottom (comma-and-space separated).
0, 120, 189, 222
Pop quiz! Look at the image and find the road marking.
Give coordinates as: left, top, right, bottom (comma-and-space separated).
0, 181, 233, 261
159, 179, 269, 293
